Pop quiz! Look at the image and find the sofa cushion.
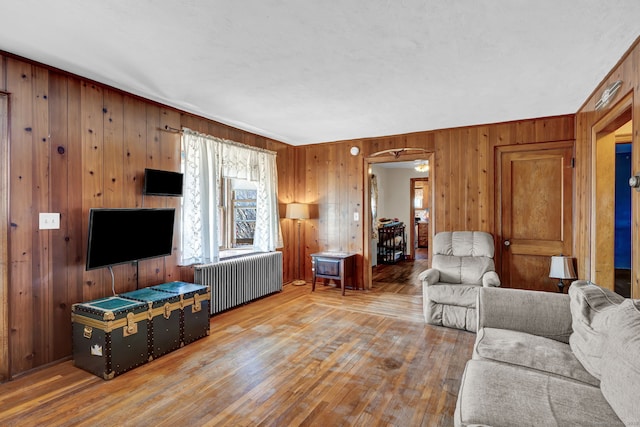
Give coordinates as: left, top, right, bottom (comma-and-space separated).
455, 360, 624, 427
477, 287, 573, 343
569, 281, 624, 379
474, 327, 600, 386
427, 283, 479, 307
600, 299, 640, 425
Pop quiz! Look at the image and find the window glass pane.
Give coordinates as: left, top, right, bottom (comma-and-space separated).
234, 189, 256, 200
235, 222, 256, 245
235, 201, 255, 208
232, 183, 257, 246
235, 208, 256, 221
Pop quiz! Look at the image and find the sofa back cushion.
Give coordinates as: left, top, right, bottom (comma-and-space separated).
432, 255, 495, 285
599, 299, 640, 425
432, 231, 496, 285
432, 231, 495, 257
569, 281, 624, 379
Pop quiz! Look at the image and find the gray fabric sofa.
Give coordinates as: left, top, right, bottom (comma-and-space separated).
454, 282, 640, 426
419, 231, 500, 332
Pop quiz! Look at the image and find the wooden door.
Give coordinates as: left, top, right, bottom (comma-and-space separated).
409, 177, 429, 259
497, 141, 574, 292
593, 131, 616, 290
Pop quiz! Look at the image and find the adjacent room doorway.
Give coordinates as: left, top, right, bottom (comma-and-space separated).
363, 151, 435, 289
614, 141, 632, 297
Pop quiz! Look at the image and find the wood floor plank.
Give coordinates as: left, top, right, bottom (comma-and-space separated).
0, 260, 474, 426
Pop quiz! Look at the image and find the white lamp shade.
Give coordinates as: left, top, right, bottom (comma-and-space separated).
549, 256, 577, 279
286, 203, 310, 220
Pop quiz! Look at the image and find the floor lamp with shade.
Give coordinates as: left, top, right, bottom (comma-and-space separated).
286, 203, 310, 286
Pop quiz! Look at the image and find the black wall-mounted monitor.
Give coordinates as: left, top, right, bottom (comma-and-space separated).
143, 168, 184, 197
85, 208, 176, 270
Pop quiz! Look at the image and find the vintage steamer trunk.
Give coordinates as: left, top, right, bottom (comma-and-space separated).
120, 288, 182, 359
151, 281, 210, 345
71, 296, 149, 380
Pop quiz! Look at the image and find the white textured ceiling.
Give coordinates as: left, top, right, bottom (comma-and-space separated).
2, 1, 640, 145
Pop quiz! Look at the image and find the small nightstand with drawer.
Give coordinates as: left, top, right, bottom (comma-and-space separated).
310, 252, 357, 296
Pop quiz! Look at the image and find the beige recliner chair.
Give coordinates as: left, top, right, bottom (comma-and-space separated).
419, 231, 500, 332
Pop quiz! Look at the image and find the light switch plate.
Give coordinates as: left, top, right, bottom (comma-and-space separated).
353, 212, 359, 221
39, 213, 60, 230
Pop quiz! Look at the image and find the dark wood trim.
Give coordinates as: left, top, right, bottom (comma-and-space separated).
0, 92, 9, 381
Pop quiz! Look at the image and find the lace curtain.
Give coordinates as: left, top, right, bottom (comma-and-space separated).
254, 153, 284, 251
180, 128, 282, 265
219, 142, 260, 181
181, 130, 220, 265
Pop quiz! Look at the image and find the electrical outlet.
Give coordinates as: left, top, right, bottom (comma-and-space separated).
353, 212, 359, 221
39, 213, 60, 230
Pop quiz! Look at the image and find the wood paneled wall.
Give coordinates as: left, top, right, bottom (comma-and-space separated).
575, 36, 640, 298
295, 116, 575, 288
0, 53, 295, 379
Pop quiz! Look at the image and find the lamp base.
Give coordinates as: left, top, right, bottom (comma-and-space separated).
292, 279, 306, 286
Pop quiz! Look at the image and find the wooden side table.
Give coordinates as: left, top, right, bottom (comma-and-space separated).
311, 252, 357, 296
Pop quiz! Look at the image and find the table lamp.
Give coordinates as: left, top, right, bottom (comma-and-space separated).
549, 255, 577, 293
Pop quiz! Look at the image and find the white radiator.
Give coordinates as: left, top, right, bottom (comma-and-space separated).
194, 251, 283, 315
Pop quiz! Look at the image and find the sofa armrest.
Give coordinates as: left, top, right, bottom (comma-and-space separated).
477, 287, 572, 343
482, 271, 501, 287
418, 268, 440, 286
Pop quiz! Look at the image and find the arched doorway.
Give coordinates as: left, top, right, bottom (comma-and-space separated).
362, 148, 435, 289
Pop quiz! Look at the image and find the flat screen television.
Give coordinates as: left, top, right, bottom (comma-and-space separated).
85, 208, 176, 270
143, 168, 183, 197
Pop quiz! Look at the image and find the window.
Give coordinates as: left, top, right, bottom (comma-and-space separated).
180, 129, 282, 265
413, 188, 424, 209
219, 178, 257, 248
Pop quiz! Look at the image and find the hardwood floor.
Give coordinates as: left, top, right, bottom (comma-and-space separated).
0, 260, 474, 427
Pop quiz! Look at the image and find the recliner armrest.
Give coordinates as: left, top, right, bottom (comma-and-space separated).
482, 271, 500, 287
477, 287, 572, 343
418, 268, 440, 286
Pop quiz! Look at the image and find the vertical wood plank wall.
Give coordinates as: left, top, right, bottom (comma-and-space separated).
294, 117, 575, 287
0, 54, 295, 378
0, 90, 9, 381
575, 37, 640, 298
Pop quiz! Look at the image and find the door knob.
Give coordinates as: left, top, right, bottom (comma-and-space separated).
629, 174, 640, 192
504, 240, 511, 247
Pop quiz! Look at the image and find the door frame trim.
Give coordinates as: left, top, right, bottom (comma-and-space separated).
590, 91, 634, 293
0, 92, 10, 381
